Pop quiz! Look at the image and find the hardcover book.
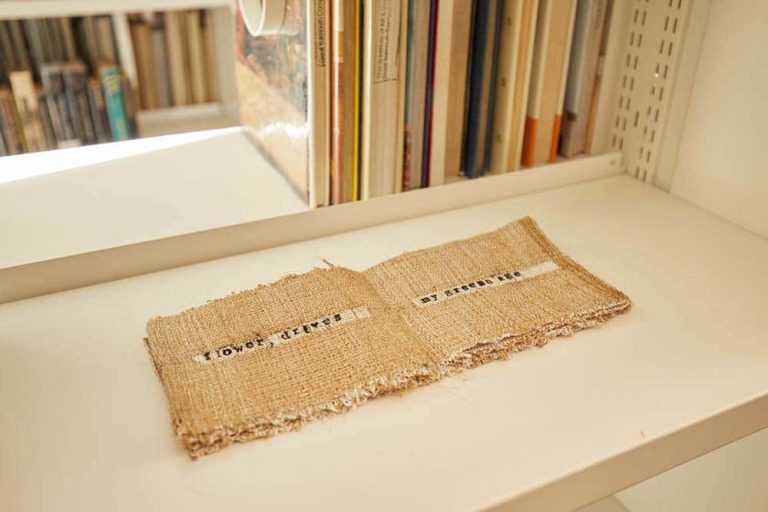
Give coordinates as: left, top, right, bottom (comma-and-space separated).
235, 0, 330, 207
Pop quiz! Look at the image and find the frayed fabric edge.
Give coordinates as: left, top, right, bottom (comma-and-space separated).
177, 299, 631, 459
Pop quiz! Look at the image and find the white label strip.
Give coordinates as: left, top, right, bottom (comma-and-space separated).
193, 306, 371, 363
412, 260, 559, 307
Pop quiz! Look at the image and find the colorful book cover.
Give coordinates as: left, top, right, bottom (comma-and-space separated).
236, 0, 330, 204
100, 65, 131, 141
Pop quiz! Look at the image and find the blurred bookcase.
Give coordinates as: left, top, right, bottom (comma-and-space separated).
0, 0, 237, 151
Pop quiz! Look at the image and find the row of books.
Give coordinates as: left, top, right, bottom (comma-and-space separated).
237, 0, 613, 207
129, 10, 219, 111
0, 65, 135, 156
0, 16, 137, 156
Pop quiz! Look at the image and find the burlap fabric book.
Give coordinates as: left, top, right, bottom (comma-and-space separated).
145, 217, 630, 458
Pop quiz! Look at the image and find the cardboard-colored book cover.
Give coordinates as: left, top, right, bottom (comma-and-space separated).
236, 0, 330, 207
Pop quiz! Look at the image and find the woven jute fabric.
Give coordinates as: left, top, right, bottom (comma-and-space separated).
145, 217, 630, 458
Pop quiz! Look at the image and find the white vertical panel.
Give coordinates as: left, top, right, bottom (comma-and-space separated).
669, 0, 768, 239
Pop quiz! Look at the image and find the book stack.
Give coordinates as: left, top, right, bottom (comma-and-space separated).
128, 10, 219, 111
237, 0, 614, 207
0, 16, 136, 156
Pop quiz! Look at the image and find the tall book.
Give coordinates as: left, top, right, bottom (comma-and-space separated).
40, 64, 80, 147
235, 0, 330, 206
489, 0, 539, 173
312, 0, 332, 206
87, 78, 112, 143
550, 0, 578, 162
185, 10, 208, 104
36, 88, 58, 148
6, 21, 31, 71
165, 11, 190, 106
419, 0, 438, 187
58, 18, 78, 61
95, 16, 118, 64
130, 18, 160, 110
151, 16, 173, 108
9, 70, 49, 152
0, 87, 25, 154
521, 0, 577, 167
401, 0, 432, 191
559, 0, 607, 157
429, 0, 474, 183
100, 65, 131, 141
360, 0, 406, 198
63, 62, 97, 145
330, 0, 358, 204
584, 0, 613, 154
462, 0, 504, 178
201, 11, 219, 103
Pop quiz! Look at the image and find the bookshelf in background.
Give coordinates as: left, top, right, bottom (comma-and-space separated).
0, 15, 137, 155
0, 0, 236, 157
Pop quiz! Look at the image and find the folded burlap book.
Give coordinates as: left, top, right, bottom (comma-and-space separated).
145, 217, 630, 458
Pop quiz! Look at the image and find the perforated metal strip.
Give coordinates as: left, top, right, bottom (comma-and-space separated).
610, 0, 691, 182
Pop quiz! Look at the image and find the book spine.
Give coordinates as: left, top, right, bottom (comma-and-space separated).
130, 17, 154, 110
0, 88, 26, 154
40, 65, 80, 147
463, 0, 502, 177
9, 70, 49, 152
100, 66, 131, 141
352, 0, 363, 200
201, 11, 219, 103
522, 0, 552, 167
122, 75, 139, 137
308, 0, 331, 207
393, 0, 408, 193
36, 88, 58, 149
549, 0, 578, 162
361, 0, 403, 198
429, 0, 474, 181
63, 63, 97, 145
421, 0, 439, 186
165, 11, 189, 106
186, 10, 208, 104
330, 0, 346, 205
87, 79, 112, 143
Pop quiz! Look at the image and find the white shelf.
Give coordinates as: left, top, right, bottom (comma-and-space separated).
137, 103, 239, 137
0, 0, 230, 19
0, 175, 766, 511
0, 152, 621, 303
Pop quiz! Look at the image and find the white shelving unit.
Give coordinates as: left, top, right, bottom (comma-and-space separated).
1, 0, 767, 510
0, 0, 239, 137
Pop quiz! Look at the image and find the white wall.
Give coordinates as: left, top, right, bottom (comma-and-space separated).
670, 0, 768, 239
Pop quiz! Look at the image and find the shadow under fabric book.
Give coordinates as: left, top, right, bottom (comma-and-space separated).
235, 0, 330, 207
145, 217, 630, 458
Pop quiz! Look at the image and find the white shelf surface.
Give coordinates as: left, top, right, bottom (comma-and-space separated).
1, 175, 767, 511
0, 127, 307, 269
0, 0, 230, 19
